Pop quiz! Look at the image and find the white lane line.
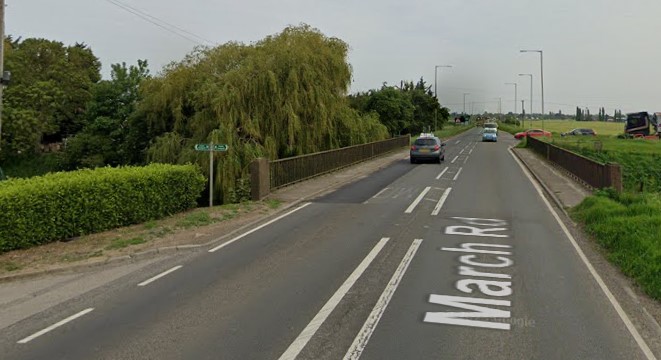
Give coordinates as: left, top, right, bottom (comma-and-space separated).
405, 187, 431, 214
463, 156, 469, 164
18, 308, 94, 344
453, 167, 463, 181
278, 238, 390, 360
436, 167, 449, 180
138, 265, 183, 287
344, 239, 423, 360
372, 187, 389, 199
508, 148, 656, 360
469, 148, 474, 155
451, 156, 459, 164
431, 188, 452, 216
455, 140, 461, 144
209, 202, 312, 252
459, 149, 465, 154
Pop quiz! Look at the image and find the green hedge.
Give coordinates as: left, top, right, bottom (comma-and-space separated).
0, 164, 205, 252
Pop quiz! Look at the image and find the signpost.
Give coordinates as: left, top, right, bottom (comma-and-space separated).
194, 143, 228, 207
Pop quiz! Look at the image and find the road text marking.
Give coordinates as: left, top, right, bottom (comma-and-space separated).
279, 238, 390, 360
405, 187, 431, 213
18, 308, 94, 344
209, 202, 312, 252
344, 239, 423, 360
431, 188, 452, 216
138, 265, 183, 287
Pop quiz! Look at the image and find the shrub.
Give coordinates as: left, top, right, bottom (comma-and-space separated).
0, 164, 205, 252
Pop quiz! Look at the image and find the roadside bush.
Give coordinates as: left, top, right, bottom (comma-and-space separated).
572, 192, 661, 300
0, 164, 205, 252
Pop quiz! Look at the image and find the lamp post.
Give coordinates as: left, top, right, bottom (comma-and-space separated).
520, 49, 544, 129
434, 65, 452, 131
519, 73, 533, 127
505, 82, 517, 114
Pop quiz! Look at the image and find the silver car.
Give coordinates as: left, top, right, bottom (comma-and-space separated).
410, 136, 446, 163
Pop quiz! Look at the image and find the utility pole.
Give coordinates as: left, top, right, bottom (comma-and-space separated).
0, 0, 5, 152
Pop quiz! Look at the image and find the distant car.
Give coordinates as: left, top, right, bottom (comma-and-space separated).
514, 129, 552, 140
482, 128, 498, 142
561, 128, 596, 136
410, 136, 445, 163
484, 122, 498, 132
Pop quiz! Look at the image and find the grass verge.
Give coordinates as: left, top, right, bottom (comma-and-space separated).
571, 189, 661, 300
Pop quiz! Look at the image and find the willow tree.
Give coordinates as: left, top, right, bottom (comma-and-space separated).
140, 25, 388, 204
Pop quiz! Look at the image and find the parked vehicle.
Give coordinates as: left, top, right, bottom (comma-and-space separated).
410, 135, 445, 163
561, 128, 596, 136
482, 128, 498, 142
514, 129, 552, 140
624, 112, 660, 139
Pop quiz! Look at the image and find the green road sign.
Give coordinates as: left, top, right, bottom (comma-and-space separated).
195, 143, 210, 151
213, 144, 228, 151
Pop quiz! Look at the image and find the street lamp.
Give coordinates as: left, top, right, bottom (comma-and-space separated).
520, 49, 544, 128
434, 65, 452, 131
519, 73, 533, 127
505, 83, 517, 114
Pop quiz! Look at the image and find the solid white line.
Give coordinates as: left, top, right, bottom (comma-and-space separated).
405, 187, 431, 214
344, 239, 423, 360
451, 156, 459, 164
372, 187, 390, 199
18, 308, 94, 344
436, 167, 449, 180
431, 188, 452, 216
278, 238, 390, 360
138, 265, 183, 287
508, 148, 656, 360
209, 202, 312, 252
453, 167, 463, 181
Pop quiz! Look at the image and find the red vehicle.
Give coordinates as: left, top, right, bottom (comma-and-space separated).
514, 129, 552, 140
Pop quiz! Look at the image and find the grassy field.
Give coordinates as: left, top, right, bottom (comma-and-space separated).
572, 190, 661, 300
520, 120, 625, 136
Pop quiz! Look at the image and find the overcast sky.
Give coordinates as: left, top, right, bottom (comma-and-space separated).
8, 0, 661, 115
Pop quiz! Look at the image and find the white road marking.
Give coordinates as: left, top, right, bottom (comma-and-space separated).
436, 167, 449, 180
279, 238, 390, 360
344, 239, 423, 360
18, 308, 94, 344
138, 265, 183, 287
463, 156, 469, 164
459, 149, 465, 154
405, 187, 431, 213
469, 148, 474, 155
451, 156, 459, 164
209, 202, 312, 252
431, 188, 452, 216
455, 140, 461, 144
453, 167, 463, 181
508, 147, 656, 360
372, 187, 390, 199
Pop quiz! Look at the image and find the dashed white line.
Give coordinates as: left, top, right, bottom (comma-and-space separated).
138, 265, 183, 287
209, 202, 312, 252
278, 238, 390, 360
453, 167, 463, 181
463, 156, 469, 164
431, 188, 452, 216
459, 149, 465, 154
436, 167, 449, 180
18, 308, 94, 344
508, 147, 656, 360
469, 148, 474, 155
344, 239, 423, 360
455, 140, 461, 144
372, 187, 390, 199
405, 187, 431, 213
451, 156, 459, 164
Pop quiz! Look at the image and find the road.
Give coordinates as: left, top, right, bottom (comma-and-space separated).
0, 128, 655, 359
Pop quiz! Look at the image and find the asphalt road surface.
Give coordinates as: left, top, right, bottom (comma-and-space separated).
0, 128, 655, 359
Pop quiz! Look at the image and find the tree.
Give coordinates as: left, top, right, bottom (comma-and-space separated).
1, 38, 101, 160
64, 60, 151, 168
364, 86, 415, 135
139, 25, 388, 203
